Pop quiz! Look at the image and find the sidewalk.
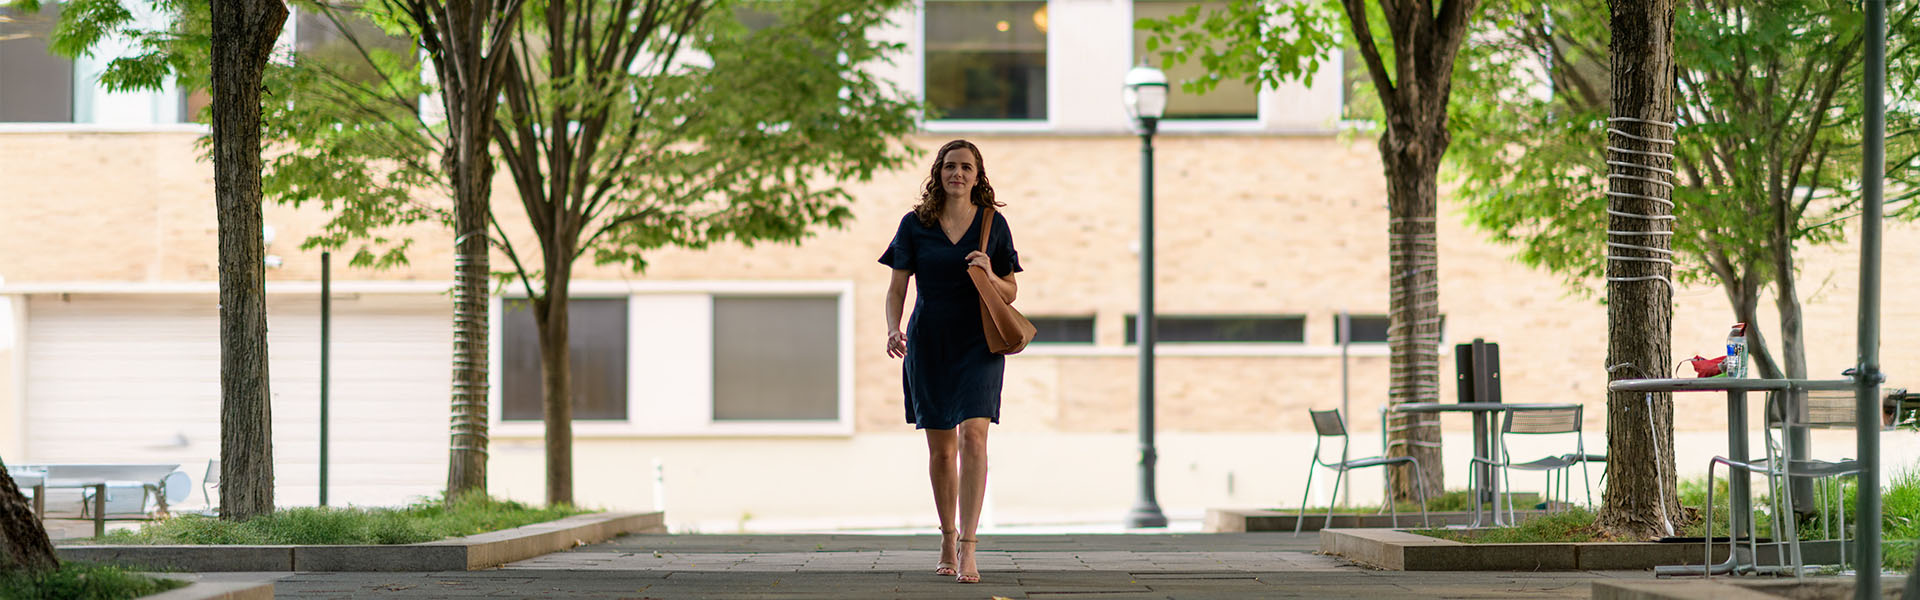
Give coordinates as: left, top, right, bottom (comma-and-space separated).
251, 533, 1656, 598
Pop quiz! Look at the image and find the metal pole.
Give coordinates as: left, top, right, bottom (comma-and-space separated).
1855, 1, 1886, 595
320, 251, 331, 507
1129, 121, 1168, 528
1340, 310, 1351, 507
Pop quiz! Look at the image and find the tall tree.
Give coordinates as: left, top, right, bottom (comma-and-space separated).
0, 457, 57, 574
1601, 0, 1681, 540
32, 0, 524, 501
1140, 0, 1480, 499
262, 0, 919, 504
491, 0, 917, 503
22, 0, 283, 520
395, 0, 528, 500
1453, 0, 1919, 534
209, 0, 287, 523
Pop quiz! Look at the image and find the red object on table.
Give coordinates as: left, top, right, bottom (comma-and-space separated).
1685, 355, 1726, 378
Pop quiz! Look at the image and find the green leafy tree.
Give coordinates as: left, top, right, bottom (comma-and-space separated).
26, 0, 524, 501
1602, 0, 1681, 540
272, 0, 920, 504
30, 0, 917, 507
14, 0, 287, 520
1453, 0, 1920, 533
1139, 0, 1481, 501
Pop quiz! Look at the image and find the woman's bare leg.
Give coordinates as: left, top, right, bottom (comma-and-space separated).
924, 428, 960, 572
955, 417, 991, 582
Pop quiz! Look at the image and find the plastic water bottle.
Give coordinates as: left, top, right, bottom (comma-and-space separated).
1725, 323, 1749, 378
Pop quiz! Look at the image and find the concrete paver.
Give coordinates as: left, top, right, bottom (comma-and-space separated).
259, 533, 1658, 598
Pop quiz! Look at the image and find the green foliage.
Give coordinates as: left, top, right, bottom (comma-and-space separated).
91, 494, 586, 545
10, 0, 212, 94
0, 562, 188, 600
1455, 0, 1920, 299
1134, 0, 1345, 95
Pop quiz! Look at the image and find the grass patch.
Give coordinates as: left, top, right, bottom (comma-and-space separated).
1405, 469, 1920, 572
91, 494, 589, 546
1413, 508, 1612, 543
0, 562, 188, 600
1275, 489, 1542, 514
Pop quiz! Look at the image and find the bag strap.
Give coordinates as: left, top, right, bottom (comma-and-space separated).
976, 205, 995, 253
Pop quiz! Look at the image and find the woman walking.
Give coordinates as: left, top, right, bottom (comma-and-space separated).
880, 139, 1021, 584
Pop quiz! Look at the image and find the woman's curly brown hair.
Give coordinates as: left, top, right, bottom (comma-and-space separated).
914, 139, 1002, 227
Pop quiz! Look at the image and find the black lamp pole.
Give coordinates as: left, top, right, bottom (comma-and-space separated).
1128, 116, 1168, 528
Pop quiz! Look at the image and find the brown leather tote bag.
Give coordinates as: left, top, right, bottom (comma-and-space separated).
969, 206, 1036, 354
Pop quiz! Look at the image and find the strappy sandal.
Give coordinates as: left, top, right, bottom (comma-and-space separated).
934, 528, 958, 576
955, 538, 980, 584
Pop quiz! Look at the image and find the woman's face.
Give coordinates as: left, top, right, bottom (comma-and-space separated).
939, 147, 978, 200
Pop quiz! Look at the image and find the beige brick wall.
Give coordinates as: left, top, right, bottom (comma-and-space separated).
5, 130, 1917, 442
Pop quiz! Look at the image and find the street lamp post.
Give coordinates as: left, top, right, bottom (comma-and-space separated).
1124, 63, 1169, 529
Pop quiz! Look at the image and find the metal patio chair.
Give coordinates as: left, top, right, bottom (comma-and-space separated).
1705, 389, 1865, 578
1470, 404, 1595, 525
1295, 408, 1430, 535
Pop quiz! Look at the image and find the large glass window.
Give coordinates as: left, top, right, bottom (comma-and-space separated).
925, 1, 1047, 120
1332, 314, 1391, 343
294, 5, 418, 87
0, 3, 75, 122
1030, 316, 1095, 344
502, 299, 630, 421
1125, 315, 1306, 343
1132, 1, 1257, 120
712, 296, 839, 421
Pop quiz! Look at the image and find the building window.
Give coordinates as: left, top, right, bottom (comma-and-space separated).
0, 3, 75, 123
1125, 315, 1305, 343
1332, 314, 1391, 343
1132, 1, 1257, 120
712, 296, 839, 421
924, 1, 1047, 120
502, 298, 630, 421
294, 6, 418, 87
1030, 316, 1095, 344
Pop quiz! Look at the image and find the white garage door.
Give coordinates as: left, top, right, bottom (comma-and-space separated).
24, 292, 453, 508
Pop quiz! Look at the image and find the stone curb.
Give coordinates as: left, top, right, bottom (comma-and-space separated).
1593, 579, 1908, 600
141, 580, 274, 600
1204, 507, 1556, 533
1318, 528, 1742, 571
59, 511, 664, 572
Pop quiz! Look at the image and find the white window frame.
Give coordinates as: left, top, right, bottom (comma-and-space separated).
487, 280, 857, 438
1127, 1, 1267, 132
919, 0, 1056, 132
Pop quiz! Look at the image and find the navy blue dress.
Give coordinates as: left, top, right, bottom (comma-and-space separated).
879, 209, 1023, 430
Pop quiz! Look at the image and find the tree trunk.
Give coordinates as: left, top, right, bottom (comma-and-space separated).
1599, 0, 1681, 540
444, 83, 496, 500
210, 0, 287, 523
1723, 276, 1784, 380
1770, 196, 1814, 513
435, 0, 516, 500
535, 275, 573, 506
1342, 0, 1480, 503
0, 456, 57, 573
1381, 127, 1447, 502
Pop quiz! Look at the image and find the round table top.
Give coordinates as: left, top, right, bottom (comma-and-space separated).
1389, 402, 1580, 413
1607, 377, 1857, 393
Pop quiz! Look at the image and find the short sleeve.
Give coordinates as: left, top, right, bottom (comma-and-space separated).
990, 212, 1022, 277
878, 213, 916, 271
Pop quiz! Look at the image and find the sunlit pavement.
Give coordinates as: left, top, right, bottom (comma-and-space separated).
253, 532, 1656, 599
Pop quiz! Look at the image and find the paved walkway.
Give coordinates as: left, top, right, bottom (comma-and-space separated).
246, 533, 1657, 599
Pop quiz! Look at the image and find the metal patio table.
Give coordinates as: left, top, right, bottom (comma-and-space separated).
1609, 377, 1855, 577
1383, 402, 1581, 527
